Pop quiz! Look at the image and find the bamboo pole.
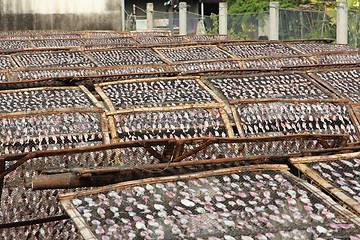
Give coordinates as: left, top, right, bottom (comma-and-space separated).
229, 97, 349, 105
294, 163, 360, 215
0, 107, 104, 118
290, 151, 360, 164
230, 105, 246, 137
282, 171, 360, 227
78, 85, 104, 109
58, 164, 289, 199
219, 108, 235, 137
106, 102, 225, 115
60, 199, 97, 240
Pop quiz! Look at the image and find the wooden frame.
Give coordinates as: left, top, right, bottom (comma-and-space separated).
153, 44, 234, 64
230, 99, 360, 141
95, 76, 225, 112
204, 70, 340, 103
58, 164, 360, 240
290, 151, 360, 215
308, 67, 360, 105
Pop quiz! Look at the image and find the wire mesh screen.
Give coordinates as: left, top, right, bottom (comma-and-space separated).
0, 111, 106, 155
113, 109, 228, 141
98, 78, 216, 110
315, 52, 360, 65
63, 169, 360, 239
240, 56, 315, 69
0, 87, 95, 113
288, 43, 357, 54
227, 12, 267, 40
349, 10, 360, 48
173, 60, 240, 74
279, 9, 335, 40
207, 73, 332, 101
180, 138, 341, 162
234, 102, 359, 142
308, 158, 360, 205
0, 218, 82, 240
313, 69, 360, 103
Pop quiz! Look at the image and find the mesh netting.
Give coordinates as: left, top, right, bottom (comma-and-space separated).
134, 36, 187, 45
30, 39, 83, 48
13, 68, 94, 82
316, 53, 360, 65
0, 111, 106, 155
240, 56, 314, 69
0, 87, 95, 113
100, 78, 215, 110
67, 170, 360, 239
113, 109, 227, 141
180, 139, 338, 162
156, 46, 231, 63
0, 71, 9, 83
221, 43, 299, 58
87, 49, 165, 67
314, 69, 360, 103
0, 56, 15, 70
13, 51, 97, 69
208, 73, 331, 101
289, 43, 357, 55
0, 219, 82, 240
308, 158, 360, 205
0, 39, 32, 51
172, 60, 240, 74
279, 9, 335, 40
234, 102, 359, 142
82, 37, 137, 46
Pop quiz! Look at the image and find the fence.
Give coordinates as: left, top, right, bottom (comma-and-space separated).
129, 7, 360, 48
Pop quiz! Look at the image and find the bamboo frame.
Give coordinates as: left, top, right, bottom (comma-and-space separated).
293, 163, 360, 215
308, 68, 360, 105
229, 97, 349, 105
290, 151, 360, 215
11, 50, 98, 69
282, 171, 360, 227
95, 76, 224, 112
238, 55, 317, 70
106, 102, 225, 116
153, 45, 233, 64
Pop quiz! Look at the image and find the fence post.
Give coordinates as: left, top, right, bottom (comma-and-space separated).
179, 2, 187, 35
146, 3, 154, 30
219, 2, 228, 35
336, 0, 348, 44
269, 1, 279, 40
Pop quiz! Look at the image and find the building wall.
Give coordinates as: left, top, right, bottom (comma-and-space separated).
0, 0, 123, 31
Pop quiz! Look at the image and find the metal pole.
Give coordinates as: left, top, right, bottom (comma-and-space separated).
219, 2, 227, 35
337, 0, 348, 44
169, 0, 174, 35
121, 0, 125, 31
147, 3, 154, 30
179, 2, 187, 35
269, 1, 279, 40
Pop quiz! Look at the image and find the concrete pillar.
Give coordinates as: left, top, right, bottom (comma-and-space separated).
179, 2, 187, 35
269, 1, 279, 40
336, 0, 348, 44
219, 2, 227, 35
146, 3, 154, 30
